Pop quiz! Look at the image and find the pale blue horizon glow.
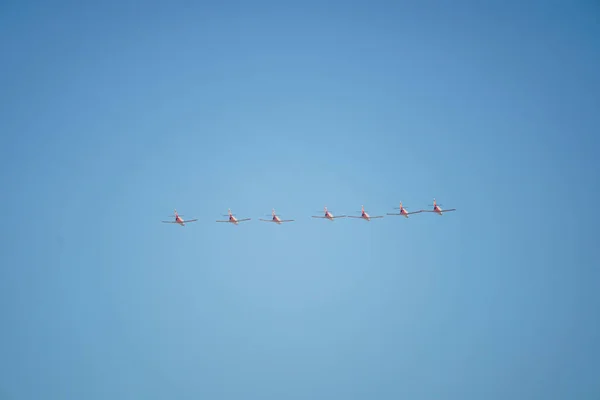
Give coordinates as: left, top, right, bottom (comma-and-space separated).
1, 1, 599, 399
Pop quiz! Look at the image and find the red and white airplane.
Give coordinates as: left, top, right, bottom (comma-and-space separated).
421, 199, 456, 215
312, 206, 346, 221
161, 209, 198, 226
259, 208, 294, 224
386, 201, 422, 218
347, 205, 383, 221
216, 208, 251, 225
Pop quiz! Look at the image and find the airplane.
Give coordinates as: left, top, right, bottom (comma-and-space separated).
421, 198, 456, 215
216, 208, 251, 225
259, 208, 294, 224
161, 209, 198, 226
347, 205, 384, 221
311, 206, 346, 221
386, 201, 422, 218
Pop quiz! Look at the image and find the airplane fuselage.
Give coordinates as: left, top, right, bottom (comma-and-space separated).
362, 212, 371, 221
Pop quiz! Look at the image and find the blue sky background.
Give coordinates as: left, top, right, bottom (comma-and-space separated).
1, 1, 599, 399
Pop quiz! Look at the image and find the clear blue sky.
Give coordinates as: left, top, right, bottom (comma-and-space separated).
1, 1, 599, 399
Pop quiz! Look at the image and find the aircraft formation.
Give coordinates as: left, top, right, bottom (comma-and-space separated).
161, 199, 456, 226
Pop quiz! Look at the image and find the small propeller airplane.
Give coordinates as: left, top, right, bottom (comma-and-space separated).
259, 208, 294, 224
216, 208, 251, 225
312, 206, 346, 221
386, 201, 422, 218
161, 209, 198, 226
421, 198, 456, 215
347, 205, 384, 221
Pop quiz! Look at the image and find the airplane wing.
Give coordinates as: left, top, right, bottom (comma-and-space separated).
182, 219, 198, 223
311, 216, 327, 218
237, 218, 251, 222
216, 220, 230, 223
420, 210, 437, 213
406, 210, 423, 215
386, 213, 401, 216
161, 221, 178, 223
278, 220, 294, 222
441, 209, 456, 212
259, 219, 276, 222
332, 215, 347, 218
347, 216, 363, 218
370, 216, 384, 219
